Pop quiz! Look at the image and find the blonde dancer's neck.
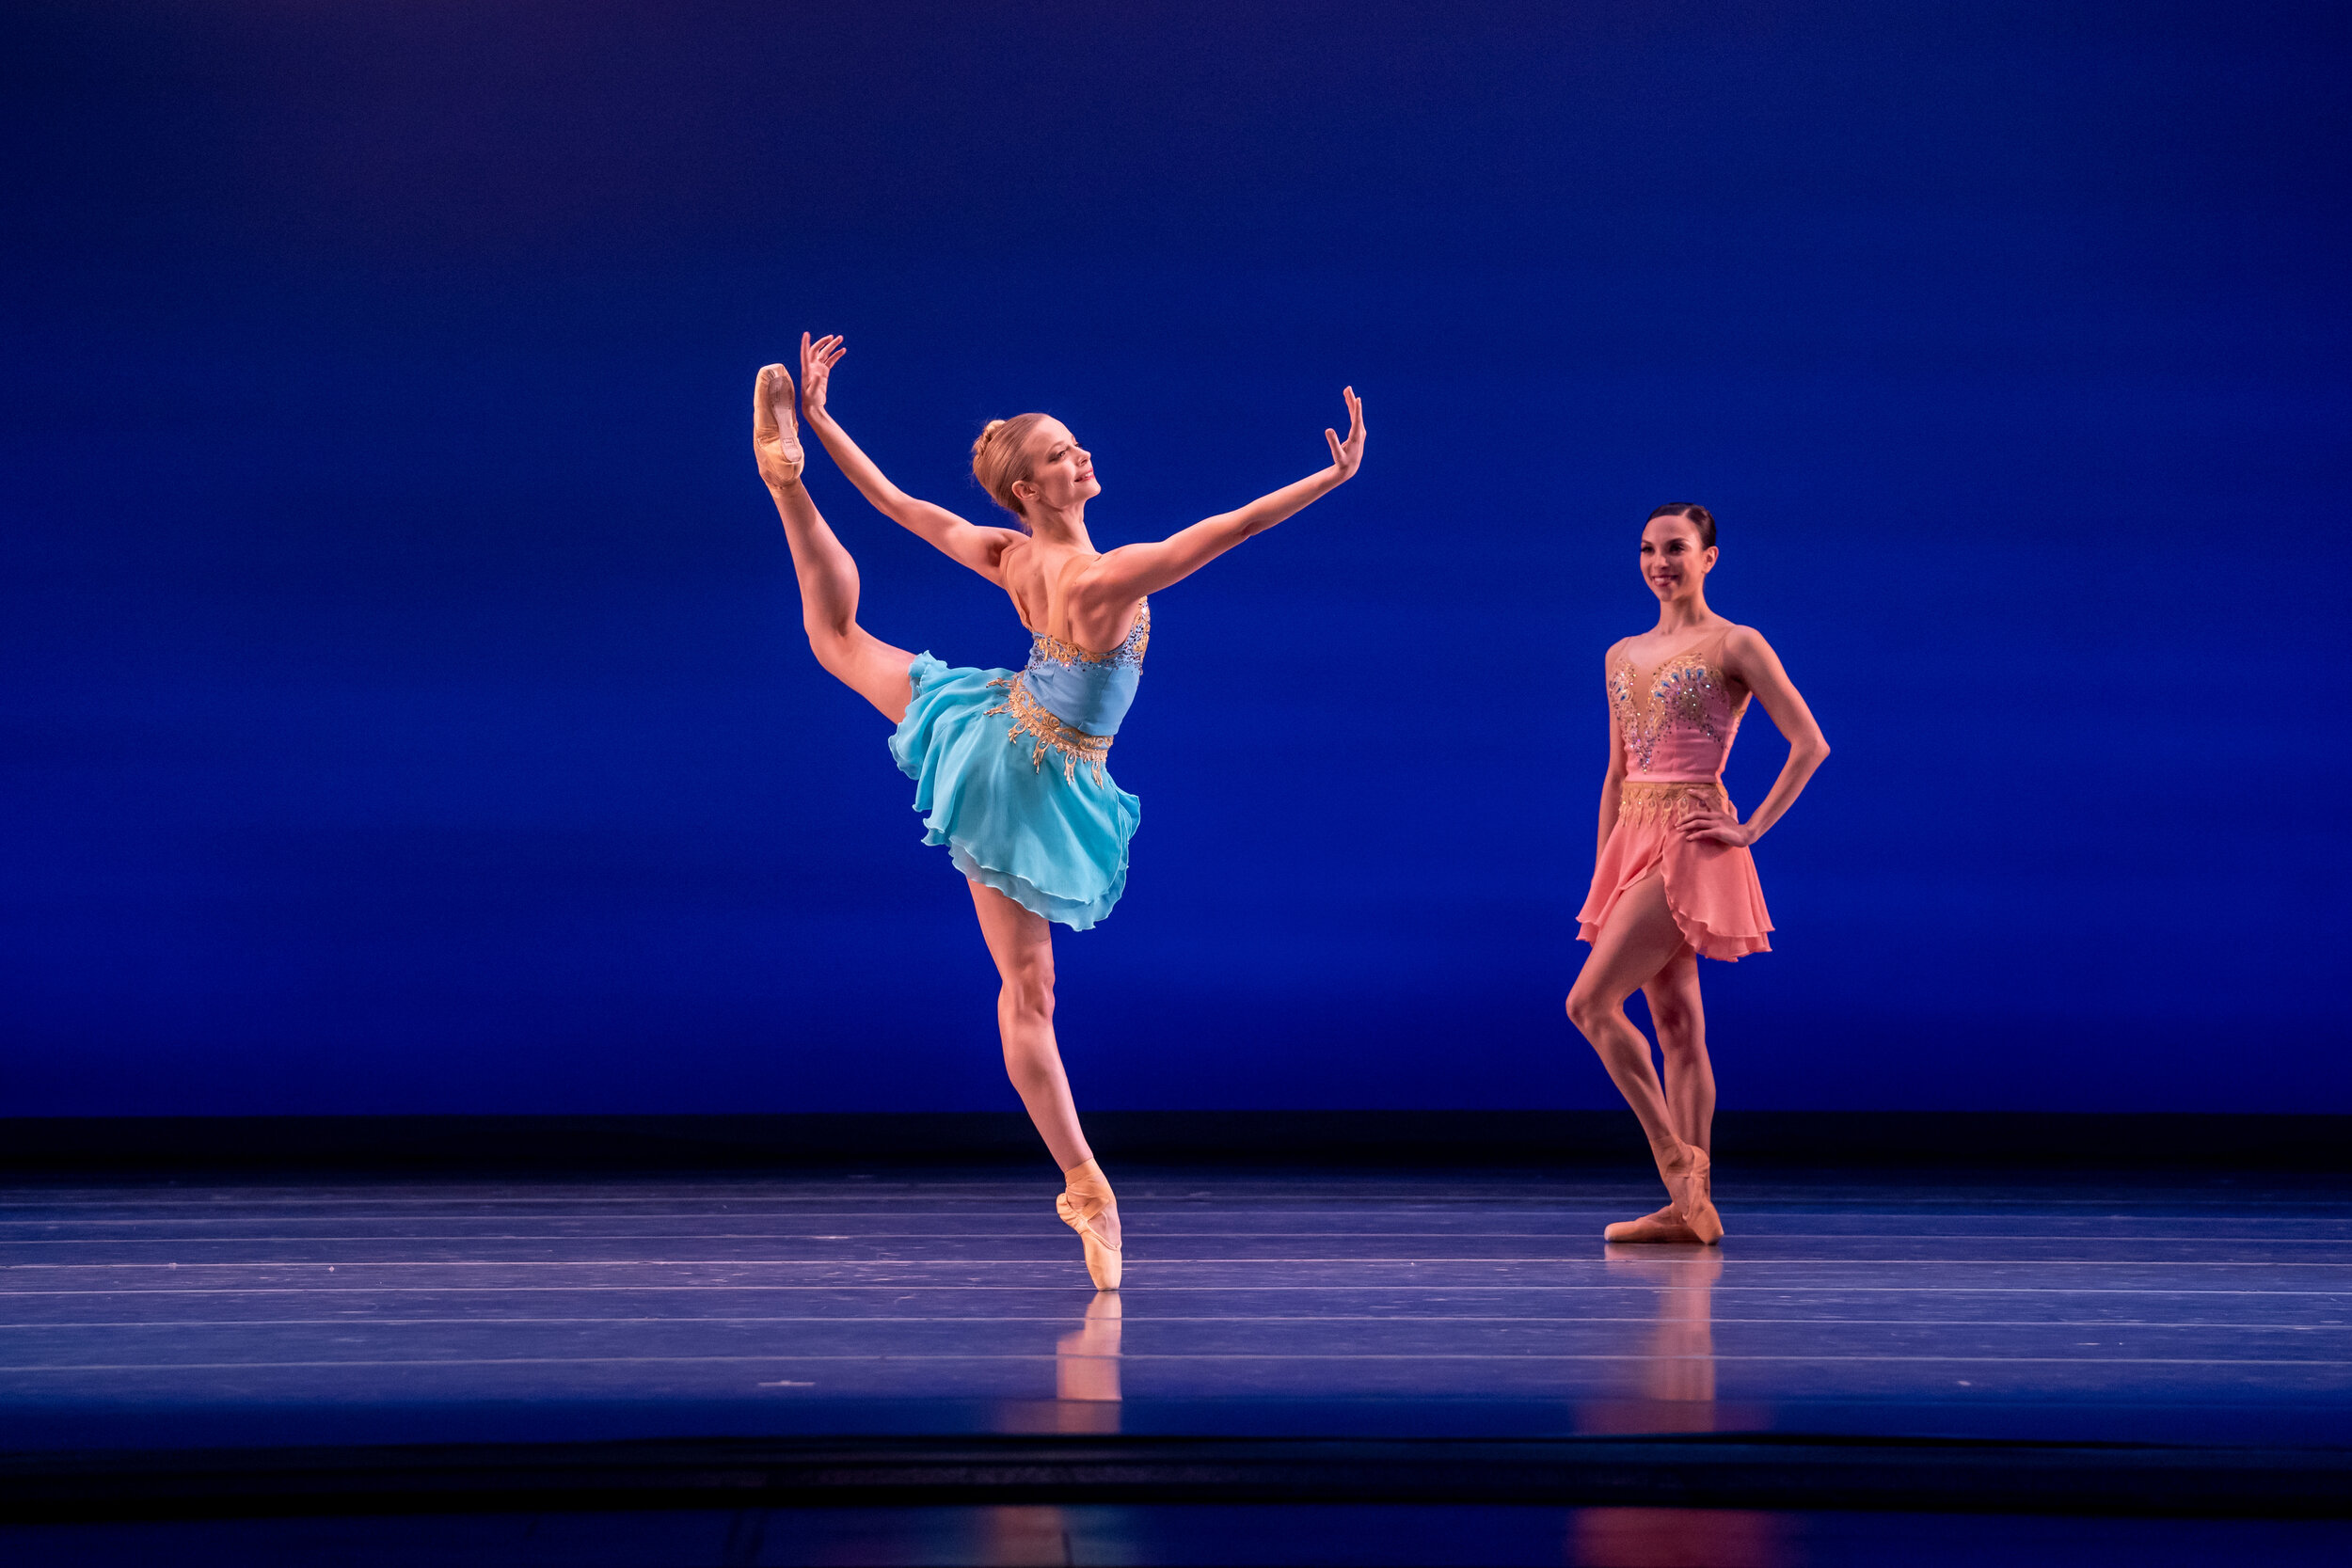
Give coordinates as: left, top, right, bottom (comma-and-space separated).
1026, 502, 1093, 551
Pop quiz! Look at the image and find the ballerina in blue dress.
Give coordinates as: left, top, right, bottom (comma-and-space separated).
753, 334, 1366, 1289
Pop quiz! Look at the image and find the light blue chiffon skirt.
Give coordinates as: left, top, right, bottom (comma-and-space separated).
889, 653, 1141, 931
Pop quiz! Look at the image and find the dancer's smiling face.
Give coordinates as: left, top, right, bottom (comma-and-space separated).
1640, 515, 1716, 603
1009, 420, 1100, 515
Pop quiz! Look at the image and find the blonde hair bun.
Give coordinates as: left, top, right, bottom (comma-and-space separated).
970, 412, 1050, 520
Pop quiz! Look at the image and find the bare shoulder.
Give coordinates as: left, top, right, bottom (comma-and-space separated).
993, 532, 1047, 601
1720, 623, 1785, 681
969, 523, 1025, 575
989, 531, 1027, 575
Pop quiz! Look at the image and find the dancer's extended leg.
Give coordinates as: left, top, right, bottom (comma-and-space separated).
1567, 876, 1722, 1242
755, 364, 914, 721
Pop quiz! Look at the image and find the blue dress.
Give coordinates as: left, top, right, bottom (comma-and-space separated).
888, 600, 1150, 931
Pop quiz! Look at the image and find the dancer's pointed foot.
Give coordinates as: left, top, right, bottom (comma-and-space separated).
1656, 1141, 1724, 1244
1057, 1158, 1123, 1291
753, 363, 806, 488
1603, 1204, 1702, 1243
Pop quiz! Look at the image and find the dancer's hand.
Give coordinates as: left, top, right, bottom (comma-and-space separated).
800, 332, 847, 426
752, 363, 805, 490
1676, 802, 1753, 847
1325, 386, 1366, 482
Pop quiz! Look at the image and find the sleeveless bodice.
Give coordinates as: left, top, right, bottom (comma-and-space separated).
983, 596, 1150, 784
1610, 626, 1749, 782
1021, 597, 1150, 736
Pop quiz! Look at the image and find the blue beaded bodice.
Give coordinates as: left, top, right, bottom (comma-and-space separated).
1020, 598, 1149, 736
983, 599, 1150, 784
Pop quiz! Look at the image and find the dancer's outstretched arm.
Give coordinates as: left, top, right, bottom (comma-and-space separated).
796, 333, 1025, 583
1071, 388, 1366, 615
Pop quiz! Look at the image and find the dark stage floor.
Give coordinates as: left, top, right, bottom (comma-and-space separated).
1, 1165, 2347, 1564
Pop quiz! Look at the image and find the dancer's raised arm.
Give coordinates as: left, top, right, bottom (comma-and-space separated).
1070, 388, 1365, 621
797, 333, 1025, 583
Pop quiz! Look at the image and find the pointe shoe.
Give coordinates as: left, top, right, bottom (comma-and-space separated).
1660, 1142, 1724, 1244
753, 364, 806, 487
1056, 1158, 1123, 1291
1603, 1204, 1702, 1243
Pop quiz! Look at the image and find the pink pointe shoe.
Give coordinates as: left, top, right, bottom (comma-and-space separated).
1603, 1204, 1702, 1243
1056, 1158, 1123, 1291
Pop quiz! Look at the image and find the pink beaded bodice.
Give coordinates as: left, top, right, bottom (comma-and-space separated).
1609, 625, 1750, 783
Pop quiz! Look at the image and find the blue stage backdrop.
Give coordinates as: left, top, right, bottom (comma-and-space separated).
2, 3, 2345, 1117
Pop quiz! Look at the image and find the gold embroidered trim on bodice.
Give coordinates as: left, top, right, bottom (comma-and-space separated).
1030, 598, 1151, 668
984, 677, 1114, 784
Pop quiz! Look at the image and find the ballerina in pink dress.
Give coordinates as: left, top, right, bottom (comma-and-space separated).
1567, 505, 1831, 1243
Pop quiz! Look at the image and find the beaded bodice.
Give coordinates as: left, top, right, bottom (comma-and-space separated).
1610, 625, 1749, 782
1019, 597, 1149, 737
984, 598, 1150, 784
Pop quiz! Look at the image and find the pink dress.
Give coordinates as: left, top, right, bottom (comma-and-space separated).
1577, 624, 1774, 961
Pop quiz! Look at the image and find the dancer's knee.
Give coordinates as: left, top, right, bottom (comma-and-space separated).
804, 621, 862, 675
1650, 997, 1699, 1046
1000, 955, 1057, 1023
1658, 1036, 1708, 1079
1565, 985, 1619, 1037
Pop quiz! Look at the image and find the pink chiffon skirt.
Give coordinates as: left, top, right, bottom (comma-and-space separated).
1577, 781, 1773, 962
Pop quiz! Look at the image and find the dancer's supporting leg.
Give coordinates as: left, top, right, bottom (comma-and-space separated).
757, 363, 914, 721
1566, 876, 1723, 1243
1606, 954, 1714, 1242
1648, 952, 1715, 1160
970, 882, 1122, 1288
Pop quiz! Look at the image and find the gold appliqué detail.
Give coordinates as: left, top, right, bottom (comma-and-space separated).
1031, 598, 1151, 668
1616, 779, 1730, 826
984, 676, 1114, 784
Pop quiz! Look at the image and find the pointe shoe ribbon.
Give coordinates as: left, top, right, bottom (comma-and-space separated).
1057, 1158, 1123, 1291
1666, 1144, 1724, 1245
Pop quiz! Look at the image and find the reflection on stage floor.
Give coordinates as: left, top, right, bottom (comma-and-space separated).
1, 1165, 2348, 1562
4, 1165, 2344, 1449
